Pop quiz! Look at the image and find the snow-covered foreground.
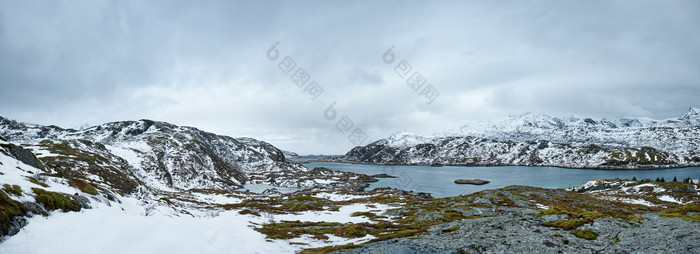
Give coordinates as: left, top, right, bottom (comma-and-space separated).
0, 188, 395, 254
1, 137, 399, 253
0, 197, 296, 254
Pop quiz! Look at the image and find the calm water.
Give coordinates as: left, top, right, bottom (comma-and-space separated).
293, 157, 700, 198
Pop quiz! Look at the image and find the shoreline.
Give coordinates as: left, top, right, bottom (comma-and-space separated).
310, 158, 700, 171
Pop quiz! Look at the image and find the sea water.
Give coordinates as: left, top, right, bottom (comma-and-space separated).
295, 157, 700, 198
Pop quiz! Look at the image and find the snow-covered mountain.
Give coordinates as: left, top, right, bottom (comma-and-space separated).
340, 108, 700, 169
0, 117, 311, 193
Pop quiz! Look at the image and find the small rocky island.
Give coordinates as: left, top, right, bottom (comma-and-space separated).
454, 179, 490, 185
371, 174, 398, 178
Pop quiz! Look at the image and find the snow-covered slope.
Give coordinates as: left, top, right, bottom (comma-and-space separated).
0, 117, 307, 191
340, 108, 700, 169
0, 138, 391, 252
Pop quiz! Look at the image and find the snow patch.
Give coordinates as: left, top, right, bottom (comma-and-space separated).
272, 203, 396, 224
314, 192, 368, 202
658, 195, 683, 204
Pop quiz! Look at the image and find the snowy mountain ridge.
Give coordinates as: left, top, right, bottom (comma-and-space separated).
446, 107, 700, 145
341, 108, 700, 169
0, 116, 314, 193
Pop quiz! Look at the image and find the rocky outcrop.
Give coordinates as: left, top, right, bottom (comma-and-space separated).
336, 212, 700, 254
333, 182, 700, 254
0, 142, 45, 170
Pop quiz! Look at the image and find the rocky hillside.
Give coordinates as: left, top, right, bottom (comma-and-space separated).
0, 116, 317, 192
339, 107, 700, 169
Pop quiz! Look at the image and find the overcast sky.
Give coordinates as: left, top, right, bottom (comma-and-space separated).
1, 0, 699, 154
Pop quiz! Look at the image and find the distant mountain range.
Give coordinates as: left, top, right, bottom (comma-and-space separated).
338, 107, 700, 169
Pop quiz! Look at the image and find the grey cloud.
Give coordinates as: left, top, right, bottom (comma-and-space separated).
1, 0, 699, 154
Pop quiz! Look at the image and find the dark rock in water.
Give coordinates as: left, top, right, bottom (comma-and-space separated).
455, 179, 490, 185
370, 174, 397, 178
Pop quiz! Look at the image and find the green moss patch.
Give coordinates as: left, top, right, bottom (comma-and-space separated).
543, 219, 586, 230
351, 211, 387, 220
489, 192, 518, 207
238, 209, 260, 216
572, 229, 598, 240
220, 195, 336, 214
31, 188, 81, 212
538, 209, 562, 216
2, 184, 22, 196
28, 178, 49, 188
67, 179, 98, 195
440, 210, 467, 222
335, 224, 370, 238
283, 196, 334, 212
660, 202, 700, 222
442, 225, 460, 232
255, 220, 343, 239
0, 189, 28, 236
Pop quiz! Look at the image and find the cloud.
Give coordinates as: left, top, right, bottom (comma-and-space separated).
0, 0, 699, 154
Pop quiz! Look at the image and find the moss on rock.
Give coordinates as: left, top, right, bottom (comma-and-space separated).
2, 184, 22, 196
31, 188, 81, 212
572, 229, 598, 240
0, 189, 28, 236
543, 219, 586, 230
67, 179, 99, 195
